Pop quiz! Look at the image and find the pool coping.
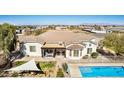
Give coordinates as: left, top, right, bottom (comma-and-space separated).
68, 62, 124, 78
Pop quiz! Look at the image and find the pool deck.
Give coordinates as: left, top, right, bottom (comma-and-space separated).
14, 56, 124, 78
68, 62, 124, 78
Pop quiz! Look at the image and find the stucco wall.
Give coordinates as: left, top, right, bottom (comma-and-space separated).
91, 30, 107, 33
66, 42, 97, 60
21, 43, 43, 56
21, 41, 97, 59
84, 42, 97, 53
66, 49, 83, 60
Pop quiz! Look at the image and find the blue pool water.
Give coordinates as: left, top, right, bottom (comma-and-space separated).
79, 66, 124, 77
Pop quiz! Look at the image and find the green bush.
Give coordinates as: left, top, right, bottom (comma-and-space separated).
82, 55, 89, 59
38, 61, 56, 71
91, 52, 99, 58
33, 29, 46, 36
15, 61, 26, 66
34, 30, 42, 36
56, 68, 64, 77
39, 62, 55, 69
11, 72, 18, 77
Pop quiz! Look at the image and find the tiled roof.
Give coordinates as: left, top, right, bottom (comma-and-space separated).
18, 35, 44, 44
66, 44, 84, 50
18, 30, 96, 45
42, 43, 65, 48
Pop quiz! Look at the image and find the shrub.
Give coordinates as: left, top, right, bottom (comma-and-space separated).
11, 72, 18, 77
33, 29, 46, 36
82, 55, 89, 59
24, 31, 32, 35
34, 30, 42, 36
56, 68, 64, 77
37, 61, 56, 73
91, 52, 99, 58
39, 62, 55, 70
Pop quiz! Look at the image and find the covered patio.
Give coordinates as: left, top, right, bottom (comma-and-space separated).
41, 44, 66, 58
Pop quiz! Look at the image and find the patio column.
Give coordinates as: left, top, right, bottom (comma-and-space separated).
41, 49, 44, 57
53, 49, 56, 58
64, 49, 66, 58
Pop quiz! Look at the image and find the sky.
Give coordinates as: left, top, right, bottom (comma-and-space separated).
0, 15, 124, 25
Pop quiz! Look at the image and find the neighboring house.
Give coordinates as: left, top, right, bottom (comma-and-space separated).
16, 29, 25, 35
55, 26, 67, 30
18, 31, 98, 60
91, 27, 112, 33
36, 25, 49, 30
107, 27, 124, 32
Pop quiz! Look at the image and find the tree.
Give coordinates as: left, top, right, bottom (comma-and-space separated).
103, 33, 124, 55
94, 25, 101, 30
0, 23, 16, 60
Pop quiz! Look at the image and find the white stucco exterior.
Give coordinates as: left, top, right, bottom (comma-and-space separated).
84, 41, 97, 54
21, 43, 43, 56
91, 29, 107, 33
91, 27, 112, 33
66, 44, 84, 60
66, 42, 97, 60
66, 49, 82, 60
20, 41, 97, 60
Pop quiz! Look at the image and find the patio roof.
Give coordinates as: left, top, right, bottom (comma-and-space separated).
42, 43, 65, 48
5, 59, 40, 72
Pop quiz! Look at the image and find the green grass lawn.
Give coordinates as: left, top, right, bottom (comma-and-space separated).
14, 61, 56, 71
37, 61, 56, 71
15, 61, 26, 66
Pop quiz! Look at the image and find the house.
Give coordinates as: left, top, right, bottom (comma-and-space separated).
36, 25, 49, 30
18, 30, 98, 60
107, 27, 124, 32
91, 26, 112, 33
16, 29, 25, 35
55, 26, 67, 30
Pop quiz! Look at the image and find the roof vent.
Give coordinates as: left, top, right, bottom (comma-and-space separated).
59, 41, 63, 46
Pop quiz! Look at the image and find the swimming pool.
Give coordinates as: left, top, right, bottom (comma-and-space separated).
79, 66, 124, 77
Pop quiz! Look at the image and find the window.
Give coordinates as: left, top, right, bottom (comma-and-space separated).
87, 48, 92, 54
29, 46, 36, 52
70, 50, 72, 56
73, 50, 79, 57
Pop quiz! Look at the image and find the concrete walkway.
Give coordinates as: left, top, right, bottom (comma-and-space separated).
68, 64, 82, 78
15, 56, 56, 62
